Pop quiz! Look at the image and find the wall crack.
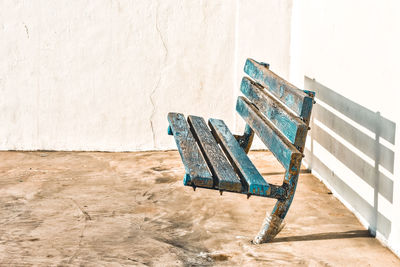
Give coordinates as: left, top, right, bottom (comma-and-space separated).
150, 1, 168, 149
23, 23, 29, 39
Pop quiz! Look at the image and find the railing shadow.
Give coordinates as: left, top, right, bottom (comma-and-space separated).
304, 77, 396, 239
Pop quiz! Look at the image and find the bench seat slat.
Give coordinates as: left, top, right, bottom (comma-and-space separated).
188, 115, 242, 192
244, 58, 313, 122
167, 113, 213, 187
236, 96, 301, 170
208, 118, 271, 196
241, 77, 308, 150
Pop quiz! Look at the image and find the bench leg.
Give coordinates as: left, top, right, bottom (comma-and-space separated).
234, 124, 254, 153
253, 175, 299, 244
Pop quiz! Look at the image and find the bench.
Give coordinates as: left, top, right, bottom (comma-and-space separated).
167, 58, 315, 243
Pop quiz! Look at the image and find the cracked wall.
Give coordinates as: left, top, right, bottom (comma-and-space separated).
0, 0, 292, 151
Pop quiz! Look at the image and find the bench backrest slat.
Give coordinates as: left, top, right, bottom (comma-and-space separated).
236, 96, 302, 170
240, 77, 308, 151
244, 58, 314, 124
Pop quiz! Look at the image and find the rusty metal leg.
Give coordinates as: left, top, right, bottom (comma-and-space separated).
253, 175, 298, 244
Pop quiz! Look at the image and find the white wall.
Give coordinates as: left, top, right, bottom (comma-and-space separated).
234, 0, 293, 149
294, 0, 400, 256
0, 0, 293, 152
1, 0, 237, 151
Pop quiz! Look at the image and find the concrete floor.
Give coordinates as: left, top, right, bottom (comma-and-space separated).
0, 151, 398, 266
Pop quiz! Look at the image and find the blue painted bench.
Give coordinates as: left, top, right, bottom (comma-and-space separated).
167, 59, 315, 243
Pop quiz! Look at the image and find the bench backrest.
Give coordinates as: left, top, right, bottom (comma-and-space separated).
236, 59, 315, 177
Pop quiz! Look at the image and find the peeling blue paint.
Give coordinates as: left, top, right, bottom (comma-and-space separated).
167, 59, 315, 243
183, 173, 191, 185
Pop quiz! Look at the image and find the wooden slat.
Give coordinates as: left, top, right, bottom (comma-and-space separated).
240, 77, 308, 151
167, 113, 213, 188
208, 118, 271, 196
244, 58, 314, 123
236, 96, 302, 170
187, 115, 242, 192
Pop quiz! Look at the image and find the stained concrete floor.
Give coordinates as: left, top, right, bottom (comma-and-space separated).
0, 151, 399, 266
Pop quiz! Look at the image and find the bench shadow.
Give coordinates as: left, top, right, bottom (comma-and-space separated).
270, 230, 371, 243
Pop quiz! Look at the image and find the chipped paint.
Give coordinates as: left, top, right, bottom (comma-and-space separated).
167, 59, 315, 243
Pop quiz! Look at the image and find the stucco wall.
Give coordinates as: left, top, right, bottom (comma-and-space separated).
295, 0, 400, 256
0, 0, 293, 151
1, 0, 237, 151
234, 0, 293, 149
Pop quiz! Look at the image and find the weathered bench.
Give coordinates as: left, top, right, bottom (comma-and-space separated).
167, 59, 315, 243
